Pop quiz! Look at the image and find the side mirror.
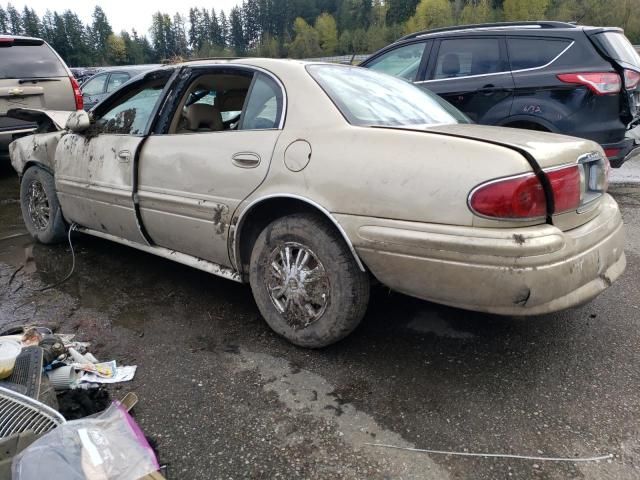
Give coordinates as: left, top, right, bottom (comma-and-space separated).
65, 110, 91, 132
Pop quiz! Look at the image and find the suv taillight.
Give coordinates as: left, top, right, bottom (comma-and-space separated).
469, 165, 583, 220
69, 76, 83, 110
624, 69, 640, 90
557, 72, 621, 95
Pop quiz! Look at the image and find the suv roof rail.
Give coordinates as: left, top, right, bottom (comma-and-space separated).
398, 21, 577, 42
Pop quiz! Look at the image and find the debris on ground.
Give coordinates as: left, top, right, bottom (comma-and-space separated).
0, 325, 165, 478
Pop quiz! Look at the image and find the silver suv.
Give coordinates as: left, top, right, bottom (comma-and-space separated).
0, 35, 82, 156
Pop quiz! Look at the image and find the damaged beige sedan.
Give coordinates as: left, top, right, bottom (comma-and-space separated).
9, 59, 626, 347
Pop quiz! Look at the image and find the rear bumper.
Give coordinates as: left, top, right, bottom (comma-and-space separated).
602, 137, 638, 168
336, 194, 625, 315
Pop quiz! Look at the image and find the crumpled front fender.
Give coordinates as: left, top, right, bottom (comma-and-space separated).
9, 131, 67, 175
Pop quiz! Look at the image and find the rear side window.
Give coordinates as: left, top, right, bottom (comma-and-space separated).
595, 31, 640, 67
106, 73, 130, 93
0, 44, 67, 78
507, 38, 571, 70
433, 38, 502, 79
366, 42, 426, 81
82, 74, 107, 95
240, 73, 283, 130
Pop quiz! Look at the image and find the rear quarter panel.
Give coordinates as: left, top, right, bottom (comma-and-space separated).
248, 125, 535, 228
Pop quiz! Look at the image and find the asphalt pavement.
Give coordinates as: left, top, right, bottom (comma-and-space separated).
0, 158, 639, 479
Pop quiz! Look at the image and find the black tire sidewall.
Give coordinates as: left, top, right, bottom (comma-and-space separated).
250, 214, 369, 348
20, 167, 67, 244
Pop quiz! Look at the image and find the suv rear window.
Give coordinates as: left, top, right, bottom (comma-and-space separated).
595, 31, 640, 67
0, 43, 67, 79
507, 38, 571, 70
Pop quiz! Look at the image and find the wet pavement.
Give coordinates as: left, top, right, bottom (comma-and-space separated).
1, 160, 639, 479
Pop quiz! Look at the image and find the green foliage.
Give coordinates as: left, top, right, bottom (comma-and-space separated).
1, 0, 638, 66
503, 0, 550, 21
406, 0, 454, 32
315, 13, 338, 55
288, 17, 321, 58
459, 0, 495, 24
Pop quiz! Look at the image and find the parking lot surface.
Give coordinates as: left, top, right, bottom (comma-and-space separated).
1, 159, 639, 479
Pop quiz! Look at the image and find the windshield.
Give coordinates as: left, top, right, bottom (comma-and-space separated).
307, 64, 466, 127
596, 31, 640, 67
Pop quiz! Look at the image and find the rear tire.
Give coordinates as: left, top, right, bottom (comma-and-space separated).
249, 213, 369, 348
20, 166, 67, 244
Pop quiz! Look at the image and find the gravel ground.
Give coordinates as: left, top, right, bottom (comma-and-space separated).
0, 160, 639, 479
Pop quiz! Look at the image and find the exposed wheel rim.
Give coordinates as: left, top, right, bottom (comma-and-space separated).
26, 179, 50, 231
266, 241, 330, 329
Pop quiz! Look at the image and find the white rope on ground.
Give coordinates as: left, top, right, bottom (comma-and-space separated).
364, 443, 613, 463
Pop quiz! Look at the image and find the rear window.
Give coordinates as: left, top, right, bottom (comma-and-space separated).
507, 38, 572, 70
433, 38, 503, 79
596, 31, 640, 67
0, 43, 67, 79
307, 64, 464, 127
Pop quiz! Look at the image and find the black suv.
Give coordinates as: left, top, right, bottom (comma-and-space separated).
360, 21, 640, 167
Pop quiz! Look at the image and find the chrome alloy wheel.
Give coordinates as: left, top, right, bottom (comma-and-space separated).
26, 180, 50, 231
266, 242, 330, 329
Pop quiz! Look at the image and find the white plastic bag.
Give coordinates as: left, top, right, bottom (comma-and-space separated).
12, 403, 159, 480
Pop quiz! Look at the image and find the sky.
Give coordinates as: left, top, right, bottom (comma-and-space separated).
7, 0, 242, 37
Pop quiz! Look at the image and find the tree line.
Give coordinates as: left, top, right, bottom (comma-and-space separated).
0, 0, 638, 67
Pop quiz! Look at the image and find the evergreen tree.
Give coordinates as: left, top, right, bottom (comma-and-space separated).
91, 6, 113, 63
6, 3, 22, 34
0, 6, 8, 34
21, 7, 40, 37
40, 10, 55, 44
229, 7, 246, 54
219, 10, 229, 48
243, 0, 261, 48
188, 8, 203, 50
386, 0, 420, 25
173, 13, 189, 57
210, 9, 222, 47
63, 11, 91, 66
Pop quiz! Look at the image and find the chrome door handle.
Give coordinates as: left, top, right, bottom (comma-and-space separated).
232, 152, 260, 168
117, 150, 131, 162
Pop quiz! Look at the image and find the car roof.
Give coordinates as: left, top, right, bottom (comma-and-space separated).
394, 21, 622, 43
0, 34, 43, 42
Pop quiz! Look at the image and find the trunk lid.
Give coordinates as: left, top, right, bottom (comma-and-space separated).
401, 123, 608, 231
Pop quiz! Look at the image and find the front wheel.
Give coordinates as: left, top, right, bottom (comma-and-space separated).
249, 213, 370, 348
20, 166, 67, 244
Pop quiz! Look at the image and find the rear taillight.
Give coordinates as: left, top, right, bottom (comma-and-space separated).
546, 165, 582, 213
0, 37, 13, 45
469, 165, 582, 220
604, 147, 621, 158
69, 76, 83, 110
557, 72, 621, 95
469, 173, 547, 219
624, 69, 640, 90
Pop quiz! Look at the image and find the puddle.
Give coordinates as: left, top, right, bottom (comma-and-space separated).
406, 311, 475, 339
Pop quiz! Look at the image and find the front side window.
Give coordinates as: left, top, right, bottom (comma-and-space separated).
507, 38, 571, 70
106, 72, 130, 93
94, 79, 167, 135
307, 64, 462, 127
366, 42, 426, 81
82, 74, 107, 95
433, 38, 502, 80
170, 69, 284, 134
